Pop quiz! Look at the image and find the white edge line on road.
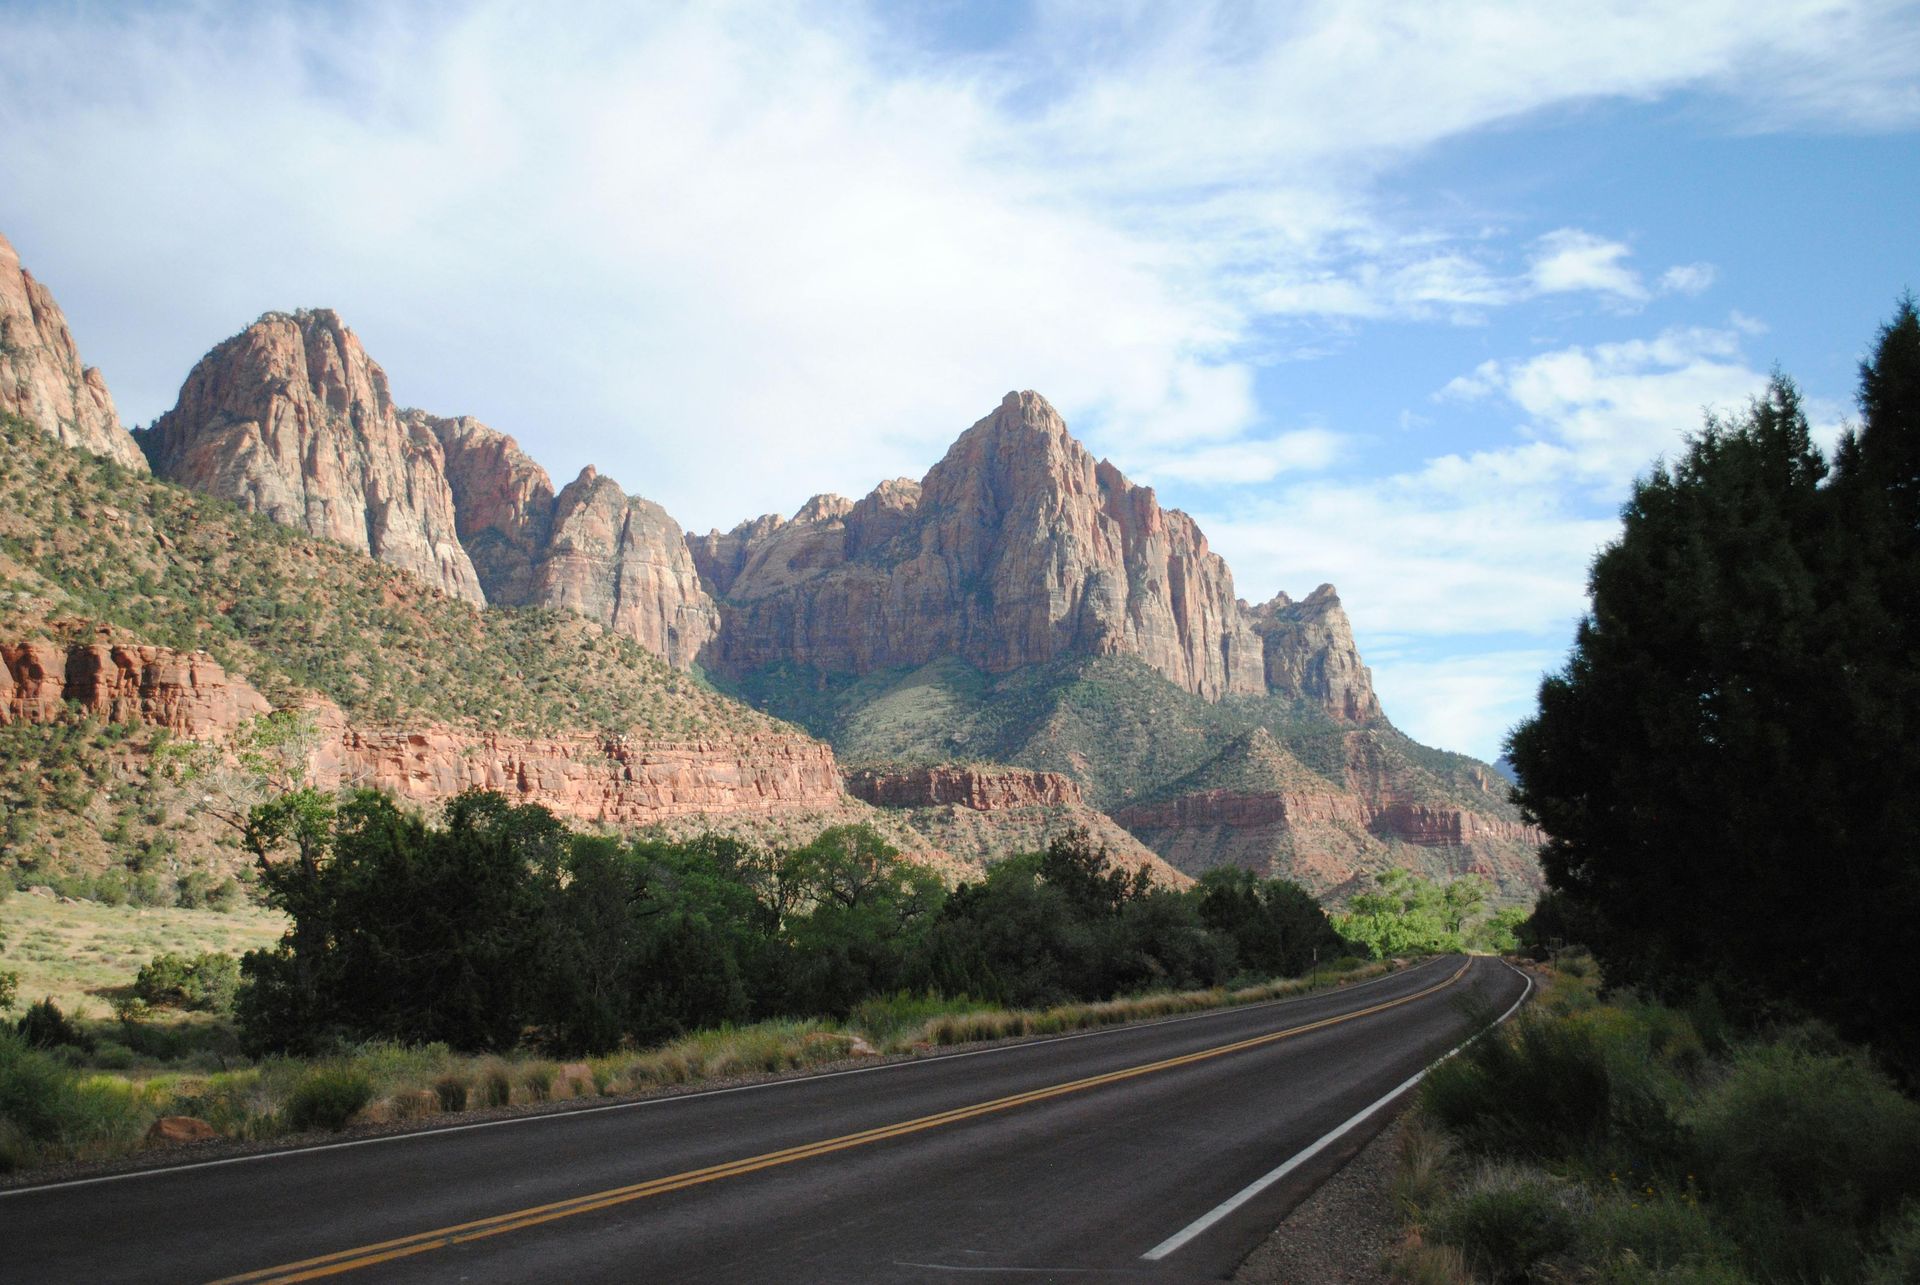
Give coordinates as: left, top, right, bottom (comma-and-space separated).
0, 957, 1454, 1200
1141, 957, 1535, 1263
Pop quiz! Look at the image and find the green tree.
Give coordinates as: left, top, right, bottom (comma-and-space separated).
1508, 304, 1920, 1078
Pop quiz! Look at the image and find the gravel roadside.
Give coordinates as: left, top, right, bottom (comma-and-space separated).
1233, 1109, 1406, 1284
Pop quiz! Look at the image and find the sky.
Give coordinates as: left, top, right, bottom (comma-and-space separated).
1, 0, 1915, 761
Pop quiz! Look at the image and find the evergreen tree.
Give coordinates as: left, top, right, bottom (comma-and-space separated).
1509, 303, 1920, 1078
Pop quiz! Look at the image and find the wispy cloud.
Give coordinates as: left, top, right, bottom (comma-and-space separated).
0, 0, 1911, 532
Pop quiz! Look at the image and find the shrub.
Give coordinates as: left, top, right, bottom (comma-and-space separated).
283, 1067, 374, 1132
133, 952, 240, 1013
1691, 1040, 1920, 1280
477, 1061, 512, 1108
1422, 1014, 1611, 1162
0, 1029, 149, 1171
1430, 1162, 1579, 1283
1579, 1192, 1733, 1277
16, 998, 92, 1053
432, 1074, 468, 1113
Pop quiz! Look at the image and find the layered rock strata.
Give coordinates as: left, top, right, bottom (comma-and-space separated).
844, 764, 1080, 810
0, 641, 270, 738
140, 310, 484, 605
304, 702, 843, 824
0, 231, 147, 469
1114, 729, 1544, 901
1247, 585, 1382, 723
697, 392, 1270, 701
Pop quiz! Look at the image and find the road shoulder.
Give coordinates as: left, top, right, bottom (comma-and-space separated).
1232, 1107, 1405, 1284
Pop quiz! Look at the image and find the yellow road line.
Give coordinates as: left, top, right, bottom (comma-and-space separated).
212, 960, 1469, 1283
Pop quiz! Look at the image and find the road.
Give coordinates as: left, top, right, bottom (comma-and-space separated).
4, 955, 1529, 1283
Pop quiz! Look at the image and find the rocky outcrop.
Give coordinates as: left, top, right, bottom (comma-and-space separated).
532, 469, 718, 670
0, 641, 271, 738
1114, 727, 1544, 901
698, 392, 1268, 700
422, 413, 555, 606
845, 765, 1081, 810
0, 231, 146, 470
426, 416, 717, 670
302, 700, 842, 824
140, 310, 484, 605
1247, 585, 1382, 724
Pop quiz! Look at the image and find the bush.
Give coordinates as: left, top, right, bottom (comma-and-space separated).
1422, 1014, 1612, 1162
133, 952, 240, 1013
16, 998, 92, 1053
1430, 1162, 1580, 1283
1691, 1040, 1920, 1280
432, 1074, 468, 1113
1579, 1192, 1734, 1278
0, 1028, 149, 1171
283, 1067, 374, 1132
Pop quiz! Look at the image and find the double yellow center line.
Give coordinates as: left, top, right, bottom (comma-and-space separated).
214, 960, 1466, 1283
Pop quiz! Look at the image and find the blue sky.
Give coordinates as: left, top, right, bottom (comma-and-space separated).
1, 1, 1915, 760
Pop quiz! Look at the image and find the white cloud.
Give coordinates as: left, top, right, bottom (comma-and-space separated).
0, 0, 1912, 532
1659, 262, 1717, 295
1368, 649, 1566, 762
1198, 324, 1767, 659
1134, 428, 1344, 486
1528, 230, 1647, 303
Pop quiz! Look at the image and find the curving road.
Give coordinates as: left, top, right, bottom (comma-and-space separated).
5, 955, 1529, 1283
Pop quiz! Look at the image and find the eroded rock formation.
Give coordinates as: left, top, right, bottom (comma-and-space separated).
140, 310, 484, 605
697, 392, 1268, 700
1247, 585, 1382, 723
0, 231, 146, 470
302, 699, 843, 824
845, 764, 1082, 811
0, 641, 270, 738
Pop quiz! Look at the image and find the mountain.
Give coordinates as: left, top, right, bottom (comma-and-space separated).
137, 309, 485, 604
0, 231, 147, 471
691, 391, 1279, 703
8, 249, 1535, 903
428, 413, 719, 669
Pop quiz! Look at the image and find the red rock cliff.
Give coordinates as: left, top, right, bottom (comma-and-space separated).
0, 231, 147, 470
302, 701, 843, 824
845, 765, 1081, 810
1247, 585, 1382, 723
0, 641, 271, 738
141, 310, 484, 605
699, 391, 1268, 700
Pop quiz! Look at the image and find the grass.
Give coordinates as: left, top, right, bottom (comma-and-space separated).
0, 956, 1398, 1177
1391, 950, 1920, 1284
0, 894, 283, 1031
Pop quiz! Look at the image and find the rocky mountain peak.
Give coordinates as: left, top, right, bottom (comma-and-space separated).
141, 309, 484, 605
1247, 584, 1382, 724
0, 230, 147, 470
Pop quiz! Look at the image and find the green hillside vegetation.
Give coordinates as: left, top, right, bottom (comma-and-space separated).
0, 412, 816, 900
723, 652, 1512, 818
0, 413, 780, 740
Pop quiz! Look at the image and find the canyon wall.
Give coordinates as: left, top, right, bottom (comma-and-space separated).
0, 232, 147, 470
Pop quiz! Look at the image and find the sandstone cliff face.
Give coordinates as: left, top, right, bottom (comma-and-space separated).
426, 416, 718, 669
845, 764, 1081, 810
699, 392, 1267, 700
844, 761, 1188, 887
1247, 585, 1382, 723
1113, 727, 1543, 901
302, 698, 843, 825
531, 469, 718, 671
422, 413, 556, 606
141, 311, 484, 605
0, 232, 147, 470
0, 641, 270, 738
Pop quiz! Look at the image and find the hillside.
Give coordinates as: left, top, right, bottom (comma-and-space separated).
0, 413, 852, 897
720, 652, 1542, 901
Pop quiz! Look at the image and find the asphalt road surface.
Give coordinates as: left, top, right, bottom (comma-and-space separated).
5, 955, 1529, 1283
